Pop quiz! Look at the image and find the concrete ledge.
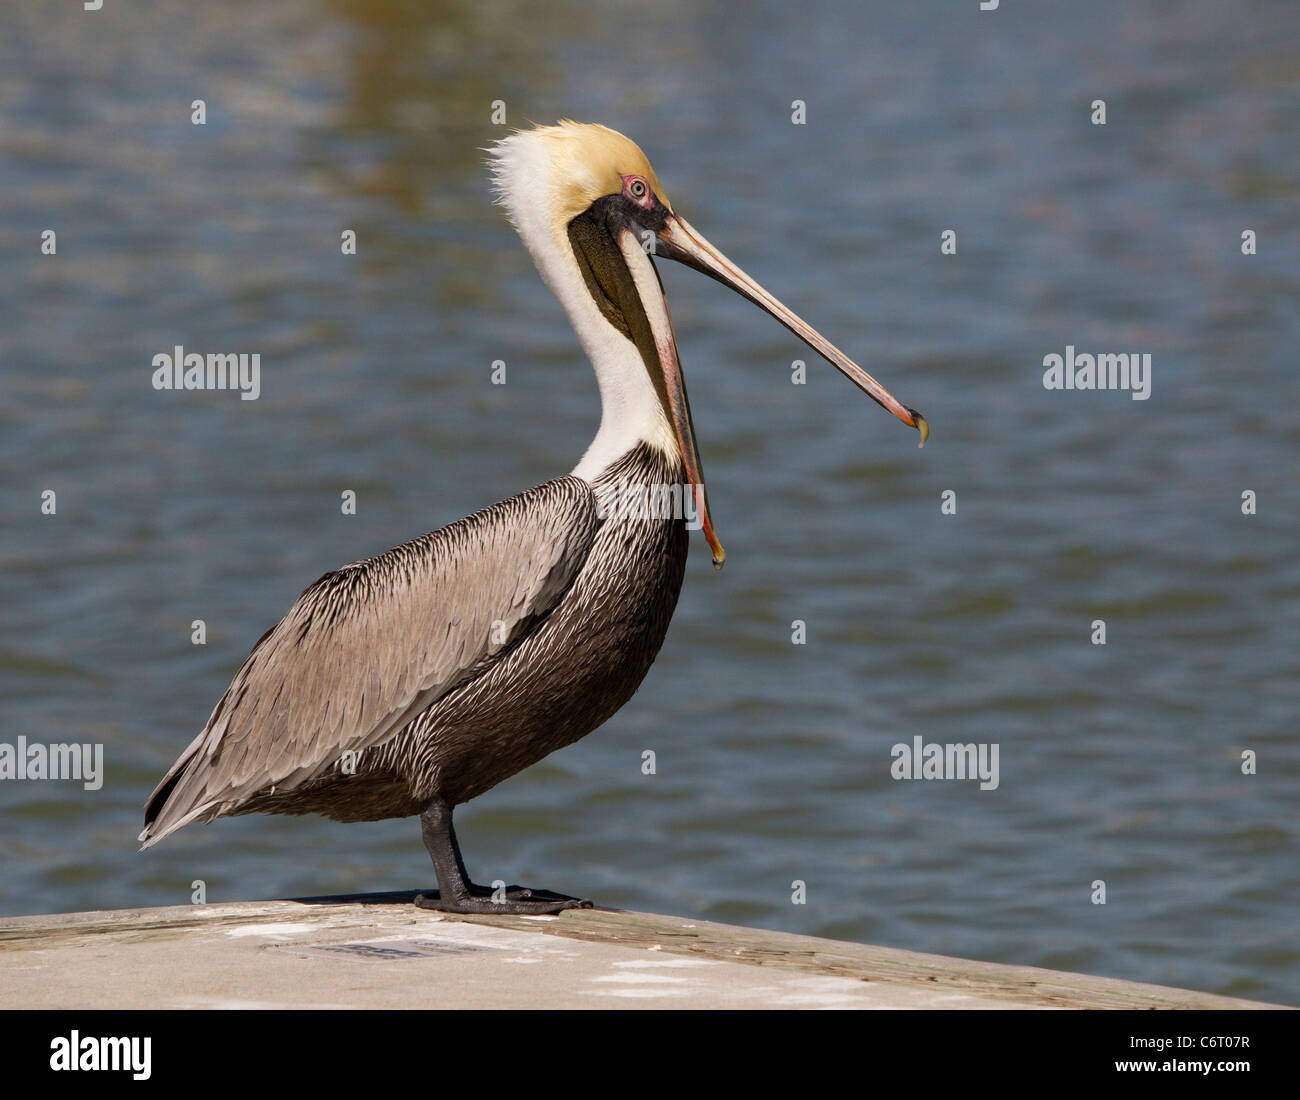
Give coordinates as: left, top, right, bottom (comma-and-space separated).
0, 892, 1283, 1009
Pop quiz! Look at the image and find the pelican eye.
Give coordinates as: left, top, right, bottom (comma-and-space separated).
623, 175, 651, 206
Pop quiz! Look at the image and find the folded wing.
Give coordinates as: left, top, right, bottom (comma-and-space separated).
140, 476, 597, 847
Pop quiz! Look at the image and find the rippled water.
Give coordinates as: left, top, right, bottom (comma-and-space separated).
1, 0, 1297, 1004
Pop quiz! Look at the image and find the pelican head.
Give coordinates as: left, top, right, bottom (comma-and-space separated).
489, 121, 927, 568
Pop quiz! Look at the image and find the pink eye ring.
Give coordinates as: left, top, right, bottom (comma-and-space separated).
622, 175, 652, 207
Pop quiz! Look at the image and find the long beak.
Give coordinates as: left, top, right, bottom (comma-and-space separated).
656, 215, 929, 447
616, 229, 726, 568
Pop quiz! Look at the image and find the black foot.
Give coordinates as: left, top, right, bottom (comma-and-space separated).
414, 886, 592, 915
414, 799, 594, 915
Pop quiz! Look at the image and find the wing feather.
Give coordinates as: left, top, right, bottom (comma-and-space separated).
140, 476, 597, 846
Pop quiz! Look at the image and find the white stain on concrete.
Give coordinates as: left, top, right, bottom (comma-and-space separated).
225, 922, 319, 937
594, 988, 691, 999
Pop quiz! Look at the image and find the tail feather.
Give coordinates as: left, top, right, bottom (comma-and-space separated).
139, 731, 211, 849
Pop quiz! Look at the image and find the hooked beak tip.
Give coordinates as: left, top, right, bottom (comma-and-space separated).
912, 411, 929, 448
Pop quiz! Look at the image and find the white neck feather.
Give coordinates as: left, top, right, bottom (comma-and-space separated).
489, 136, 677, 482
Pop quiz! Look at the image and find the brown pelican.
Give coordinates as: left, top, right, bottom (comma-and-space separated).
140, 121, 927, 913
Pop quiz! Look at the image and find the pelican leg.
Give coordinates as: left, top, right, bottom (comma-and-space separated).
413, 799, 592, 914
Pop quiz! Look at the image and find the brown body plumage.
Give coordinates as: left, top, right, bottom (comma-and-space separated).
143, 444, 685, 839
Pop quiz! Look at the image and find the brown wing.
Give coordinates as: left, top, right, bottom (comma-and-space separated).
140, 475, 597, 847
